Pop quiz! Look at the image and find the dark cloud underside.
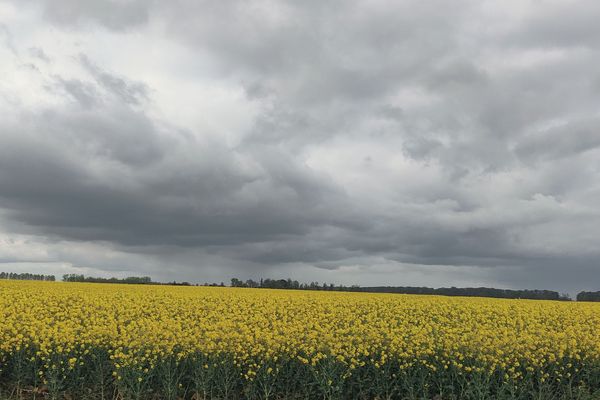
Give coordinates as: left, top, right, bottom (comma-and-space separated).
1, 0, 600, 293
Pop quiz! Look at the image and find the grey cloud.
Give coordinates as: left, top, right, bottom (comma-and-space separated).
515, 118, 600, 163
80, 55, 149, 105
0, 84, 355, 252
0, 24, 17, 55
53, 78, 99, 109
1, 0, 600, 293
28, 47, 50, 62
24, 0, 150, 30
378, 105, 403, 121
508, 3, 600, 49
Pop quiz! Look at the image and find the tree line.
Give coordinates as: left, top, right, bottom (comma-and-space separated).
0, 271, 56, 281
357, 286, 571, 301
3, 271, 600, 301
231, 278, 575, 301
61, 274, 200, 286
576, 291, 600, 302
62, 274, 153, 284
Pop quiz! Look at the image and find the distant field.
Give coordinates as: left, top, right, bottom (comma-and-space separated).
1, 281, 599, 399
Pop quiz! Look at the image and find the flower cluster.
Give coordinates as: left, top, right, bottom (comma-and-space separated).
0, 280, 599, 399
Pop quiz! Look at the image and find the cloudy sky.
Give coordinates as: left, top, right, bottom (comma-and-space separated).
1, 0, 599, 293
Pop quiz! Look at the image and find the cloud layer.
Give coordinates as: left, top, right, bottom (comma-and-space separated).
1, 0, 600, 293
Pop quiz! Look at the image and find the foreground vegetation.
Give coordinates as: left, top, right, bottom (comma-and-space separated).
1, 281, 600, 399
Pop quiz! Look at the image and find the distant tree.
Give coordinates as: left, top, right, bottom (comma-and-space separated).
0, 271, 56, 282
577, 291, 600, 302
231, 278, 245, 287
245, 279, 259, 288
62, 274, 153, 285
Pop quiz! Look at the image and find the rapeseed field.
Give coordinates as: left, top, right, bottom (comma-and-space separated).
1, 280, 599, 399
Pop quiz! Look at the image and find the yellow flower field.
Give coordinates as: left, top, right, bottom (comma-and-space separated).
1, 280, 599, 399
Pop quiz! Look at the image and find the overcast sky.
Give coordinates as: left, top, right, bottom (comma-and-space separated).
1, 0, 599, 293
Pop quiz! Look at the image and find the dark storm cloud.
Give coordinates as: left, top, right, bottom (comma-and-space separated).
0, 61, 356, 253
0, 111, 351, 248
1, 0, 600, 292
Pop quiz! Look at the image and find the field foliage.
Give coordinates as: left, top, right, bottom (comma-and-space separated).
1, 281, 599, 399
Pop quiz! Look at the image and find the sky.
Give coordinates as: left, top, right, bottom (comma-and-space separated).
1, 0, 599, 294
